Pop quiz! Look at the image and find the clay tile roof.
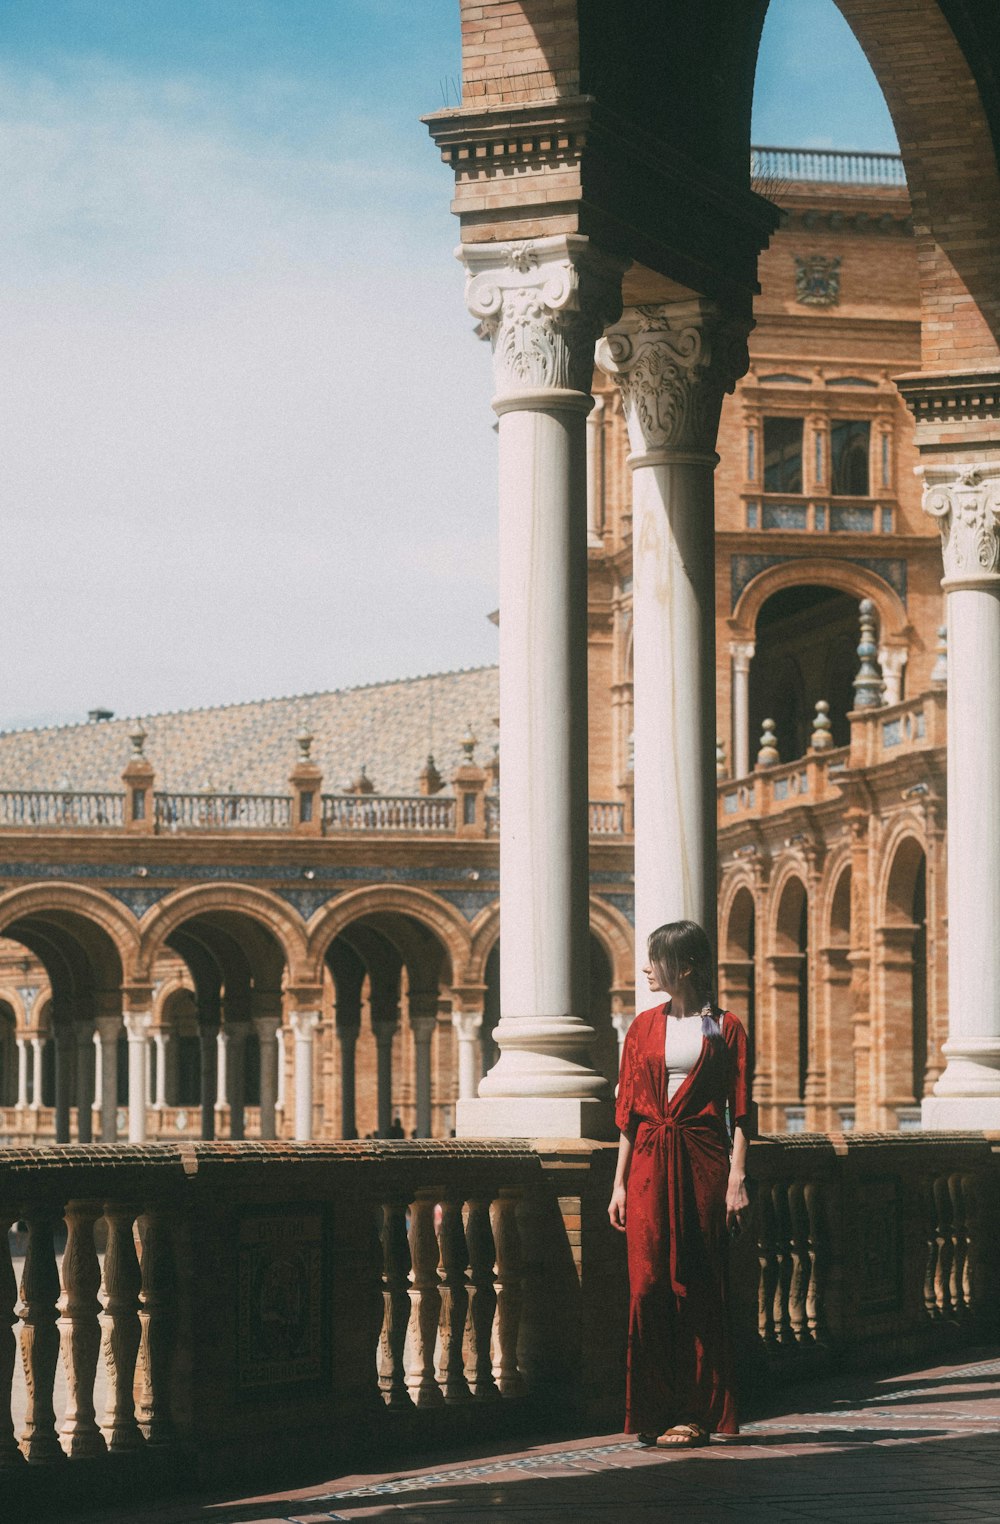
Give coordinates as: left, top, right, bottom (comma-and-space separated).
0, 667, 500, 796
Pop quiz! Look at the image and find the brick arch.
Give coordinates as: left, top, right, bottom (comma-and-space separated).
0, 881, 139, 985
464, 896, 633, 989
720, 873, 757, 956
818, 847, 854, 946
304, 886, 472, 990
136, 884, 309, 985
879, 821, 928, 925
730, 558, 909, 647
0, 986, 30, 1030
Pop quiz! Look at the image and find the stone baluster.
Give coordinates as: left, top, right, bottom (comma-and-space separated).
932, 1174, 953, 1317
961, 1174, 980, 1316
58, 1199, 106, 1458
947, 1173, 968, 1321
75, 1024, 94, 1143
100, 1203, 143, 1451
435, 1197, 471, 1404
137, 1209, 176, 1444
922, 1178, 941, 1319
598, 301, 750, 984
770, 1183, 794, 1346
803, 1181, 825, 1342
378, 1201, 412, 1410
755, 1187, 778, 1346
460, 235, 624, 1137
0, 1215, 19, 1466
405, 1195, 444, 1408
463, 1198, 499, 1401
787, 1182, 811, 1343
756, 720, 780, 769
18, 1211, 64, 1462
490, 1189, 524, 1397
854, 600, 885, 709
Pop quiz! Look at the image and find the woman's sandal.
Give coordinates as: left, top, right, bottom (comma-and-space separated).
636, 1433, 658, 1446
657, 1423, 709, 1448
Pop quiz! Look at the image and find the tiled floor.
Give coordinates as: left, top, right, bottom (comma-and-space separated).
75, 1351, 1000, 1523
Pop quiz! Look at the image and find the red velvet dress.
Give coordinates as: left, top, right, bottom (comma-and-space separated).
615, 1003, 751, 1436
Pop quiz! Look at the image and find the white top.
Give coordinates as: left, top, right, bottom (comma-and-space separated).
664, 1012, 705, 1100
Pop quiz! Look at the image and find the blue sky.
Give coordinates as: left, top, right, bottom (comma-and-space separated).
0, 0, 897, 730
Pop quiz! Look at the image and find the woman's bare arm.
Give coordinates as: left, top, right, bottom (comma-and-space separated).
726, 1121, 750, 1232
608, 1125, 635, 1231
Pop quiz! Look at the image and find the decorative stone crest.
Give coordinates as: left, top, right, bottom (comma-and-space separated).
794, 255, 841, 306
595, 301, 750, 456
462, 235, 625, 400
922, 464, 1000, 584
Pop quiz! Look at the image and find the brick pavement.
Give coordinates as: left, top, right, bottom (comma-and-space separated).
54, 1348, 1000, 1524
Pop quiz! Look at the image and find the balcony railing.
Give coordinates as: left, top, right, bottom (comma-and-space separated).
1, 1134, 996, 1511
321, 793, 456, 833
0, 789, 125, 828
751, 146, 906, 187
155, 791, 292, 831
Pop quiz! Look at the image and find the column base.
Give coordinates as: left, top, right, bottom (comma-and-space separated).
456, 1096, 617, 1141
921, 1095, 1000, 1130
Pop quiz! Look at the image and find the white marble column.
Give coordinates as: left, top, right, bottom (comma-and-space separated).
16, 1037, 28, 1110
124, 1010, 152, 1143
452, 1009, 483, 1102
153, 1030, 169, 1109
598, 301, 749, 991
30, 1035, 44, 1109
75, 1023, 94, 1142
459, 233, 625, 1139
92, 1027, 103, 1128
276, 1026, 287, 1114
253, 1015, 281, 1141
290, 1010, 319, 1141
730, 640, 756, 778
922, 463, 1000, 1126
586, 393, 606, 547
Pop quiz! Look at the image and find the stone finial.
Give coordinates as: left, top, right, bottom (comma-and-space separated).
460, 725, 477, 762
810, 700, 834, 751
129, 725, 147, 759
853, 599, 884, 709
418, 753, 443, 796
931, 625, 948, 688
296, 730, 314, 762
756, 720, 780, 769
716, 738, 727, 779
352, 765, 374, 795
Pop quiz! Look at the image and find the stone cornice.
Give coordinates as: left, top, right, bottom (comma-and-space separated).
921, 462, 1000, 586
896, 369, 1000, 430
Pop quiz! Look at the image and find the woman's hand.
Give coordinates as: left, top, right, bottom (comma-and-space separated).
608, 1183, 627, 1232
726, 1171, 750, 1236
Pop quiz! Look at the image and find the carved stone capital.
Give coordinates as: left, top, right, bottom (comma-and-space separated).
452, 1009, 483, 1043
462, 234, 625, 403
730, 640, 756, 674
922, 463, 1000, 587
596, 300, 751, 458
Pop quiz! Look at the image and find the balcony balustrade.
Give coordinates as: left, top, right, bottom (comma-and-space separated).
155, 791, 292, 831
0, 790, 125, 829
0, 1134, 996, 1513
751, 146, 906, 186
320, 793, 456, 833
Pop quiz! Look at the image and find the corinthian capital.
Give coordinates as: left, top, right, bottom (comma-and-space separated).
922, 463, 1000, 587
462, 235, 625, 404
595, 301, 751, 457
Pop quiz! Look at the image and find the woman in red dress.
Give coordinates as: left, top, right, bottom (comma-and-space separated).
608, 919, 751, 1447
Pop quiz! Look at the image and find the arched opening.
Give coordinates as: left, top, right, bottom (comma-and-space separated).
881, 837, 929, 1127
319, 909, 455, 1141
721, 886, 756, 1051
771, 877, 809, 1132
821, 866, 854, 1130
751, 586, 862, 762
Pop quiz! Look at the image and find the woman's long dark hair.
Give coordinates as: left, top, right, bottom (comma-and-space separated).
647, 919, 723, 1044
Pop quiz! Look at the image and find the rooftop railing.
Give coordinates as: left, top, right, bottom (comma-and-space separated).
321, 792, 456, 833
0, 790, 125, 828
751, 145, 906, 186
155, 791, 292, 831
